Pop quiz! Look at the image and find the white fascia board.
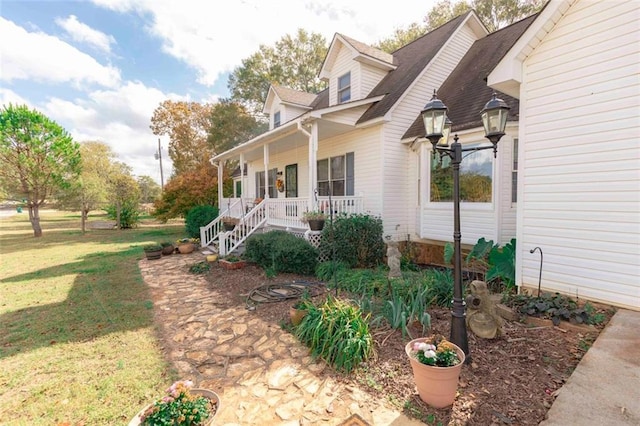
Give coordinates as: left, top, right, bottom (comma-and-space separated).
355, 54, 397, 71
211, 120, 302, 162
488, 0, 575, 98
309, 95, 385, 118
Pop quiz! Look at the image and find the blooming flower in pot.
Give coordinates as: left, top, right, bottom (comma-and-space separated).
131, 380, 220, 426
405, 334, 465, 408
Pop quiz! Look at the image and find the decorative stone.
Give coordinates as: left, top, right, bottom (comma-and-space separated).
386, 240, 402, 279
465, 280, 504, 339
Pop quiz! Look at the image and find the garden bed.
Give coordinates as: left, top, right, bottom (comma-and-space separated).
204, 262, 613, 425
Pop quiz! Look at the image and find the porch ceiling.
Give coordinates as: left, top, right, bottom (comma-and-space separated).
228, 119, 355, 162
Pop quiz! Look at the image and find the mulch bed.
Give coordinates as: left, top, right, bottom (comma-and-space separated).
202, 261, 612, 425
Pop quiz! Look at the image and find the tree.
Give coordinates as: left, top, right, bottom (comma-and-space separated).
137, 175, 161, 204
152, 163, 223, 222
374, 22, 427, 53
424, 0, 544, 32
149, 100, 214, 175
0, 104, 81, 237
55, 141, 115, 233
207, 99, 267, 154
106, 162, 140, 229
228, 29, 328, 116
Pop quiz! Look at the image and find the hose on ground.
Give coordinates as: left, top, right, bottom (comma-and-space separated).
245, 280, 326, 310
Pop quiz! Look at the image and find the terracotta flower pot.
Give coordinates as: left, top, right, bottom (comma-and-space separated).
405, 338, 465, 408
290, 306, 308, 326
128, 388, 220, 426
178, 243, 195, 254
219, 258, 246, 270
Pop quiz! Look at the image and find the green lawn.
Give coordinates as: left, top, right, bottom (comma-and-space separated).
0, 211, 185, 425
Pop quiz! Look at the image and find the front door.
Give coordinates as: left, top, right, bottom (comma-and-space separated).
285, 164, 298, 197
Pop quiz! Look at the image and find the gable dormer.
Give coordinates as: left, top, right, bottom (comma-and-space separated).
319, 34, 397, 107
263, 85, 317, 130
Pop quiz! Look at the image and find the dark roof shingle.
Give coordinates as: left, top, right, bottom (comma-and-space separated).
403, 14, 537, 140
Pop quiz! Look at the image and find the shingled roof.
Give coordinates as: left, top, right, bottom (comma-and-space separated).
356, 12, 472, 124
271, 84, 317, 108
403, 14, 537, 140
337, 33, 396, 66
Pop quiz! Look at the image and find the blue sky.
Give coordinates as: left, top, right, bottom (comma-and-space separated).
1, 0, 437, 183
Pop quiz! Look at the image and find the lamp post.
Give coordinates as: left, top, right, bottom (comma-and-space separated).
421, 90, 510, 359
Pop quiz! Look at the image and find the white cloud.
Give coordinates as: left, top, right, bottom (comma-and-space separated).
0, 88, 32, 108
0, 17, 121, 88
55, 14, 116, 54
91, 0, 436, 87
42, 81, 189, 182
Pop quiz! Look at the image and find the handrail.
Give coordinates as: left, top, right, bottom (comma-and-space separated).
219, 199, 267, 256
200, 199, 242, 248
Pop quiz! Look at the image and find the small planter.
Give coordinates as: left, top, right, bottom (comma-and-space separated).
219, 258, 246, 270
143, 245, 163, 260
223, 222, 236, 231
128, 388, 220, 426
307, 219, 325, 231
290, 306, 308, 326
161, 244, 175, 255
405, 338, 465, 408
177, 243, 195, 254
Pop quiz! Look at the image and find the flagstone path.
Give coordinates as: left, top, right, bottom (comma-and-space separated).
139, 252, 423, 426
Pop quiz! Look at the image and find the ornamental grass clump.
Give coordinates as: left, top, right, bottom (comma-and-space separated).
295, 296, 373, 373
141, 380, 216, 425
410, 334, 461, 367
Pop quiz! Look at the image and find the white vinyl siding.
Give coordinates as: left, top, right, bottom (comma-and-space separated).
517, 0, 640, 309
268, 97, 310, 130
330, 46, 359, 106
382, 21, 480, 240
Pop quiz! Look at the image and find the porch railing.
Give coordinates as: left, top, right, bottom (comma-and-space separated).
200, 198, 244, 248
219, 199, 267, 256
316, 196, 364, 216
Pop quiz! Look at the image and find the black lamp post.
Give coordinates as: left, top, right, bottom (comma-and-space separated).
421, 90, 510, 359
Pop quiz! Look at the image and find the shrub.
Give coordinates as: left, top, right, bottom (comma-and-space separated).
105, 201, 140, 229
315, 260, 349, 281
318, 213, 385, 268
424, 268, 454, 307
295, 296, 373, 373
185, 205, 219, 239
244, 231, 318, 275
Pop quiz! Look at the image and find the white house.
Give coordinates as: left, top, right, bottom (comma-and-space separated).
204, 1, 639, 310
488, 0, 640, 310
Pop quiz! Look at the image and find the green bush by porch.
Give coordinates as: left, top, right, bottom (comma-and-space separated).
244, 230, 318, 275
318, 213, 385, 268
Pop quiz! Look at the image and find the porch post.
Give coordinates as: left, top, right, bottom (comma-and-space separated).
239, 153, 245, 200
307, 122, 318, 211
217, 160, 224, 209
263, 144, 270, 199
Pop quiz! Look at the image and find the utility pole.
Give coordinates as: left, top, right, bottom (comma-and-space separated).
154, 138, 164, 191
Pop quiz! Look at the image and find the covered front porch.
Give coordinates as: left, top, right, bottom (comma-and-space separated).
200, 195, 364, 255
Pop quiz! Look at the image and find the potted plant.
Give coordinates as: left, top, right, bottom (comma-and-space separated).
219, 254, 246, 270
160, 241, 175, 255
290, 291, 313, 326
405, 334, 465, 408
301, 210, 326, 231
221, 216, 239, 231
176, 238, 197, 254
129, 380, 220, 425
143, 244, 163, 260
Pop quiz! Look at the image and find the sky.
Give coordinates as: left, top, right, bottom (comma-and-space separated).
0, 0, 438, 184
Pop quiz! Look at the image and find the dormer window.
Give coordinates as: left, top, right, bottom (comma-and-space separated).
338, 72, 351, 103
274, 111, 281, 128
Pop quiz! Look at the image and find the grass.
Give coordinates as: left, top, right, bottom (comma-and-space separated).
0, 210, 185, 425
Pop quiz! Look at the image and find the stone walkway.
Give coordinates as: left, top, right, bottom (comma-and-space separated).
139, 252, 423, 426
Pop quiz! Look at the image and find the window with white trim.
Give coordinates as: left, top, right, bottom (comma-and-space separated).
273, 111, 281, 128
430, 143, 493, 202
337, 72, 351, 104
317, 152, 354, 196
256, 169, 277, 198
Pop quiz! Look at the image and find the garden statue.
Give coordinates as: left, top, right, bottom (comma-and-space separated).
465, 280, 503, 339
387, 240, 402, 278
